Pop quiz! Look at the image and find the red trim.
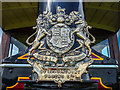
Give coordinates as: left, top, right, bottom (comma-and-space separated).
91, 77, 112, 90
6, 77, 30, 90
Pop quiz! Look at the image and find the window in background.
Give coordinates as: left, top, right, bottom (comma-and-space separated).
8, 37, 26, 57
0, 27, 3, 45
92, 39, 110, 58
117, 29, 120, 51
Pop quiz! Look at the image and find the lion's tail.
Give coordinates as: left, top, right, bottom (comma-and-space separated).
87, 26, 95, 44
26, 30, 38, 46
89, 32, 95, 44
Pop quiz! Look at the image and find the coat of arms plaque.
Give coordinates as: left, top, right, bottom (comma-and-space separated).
26, 6, 95, 87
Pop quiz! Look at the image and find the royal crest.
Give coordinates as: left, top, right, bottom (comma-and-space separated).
26, 6, 95, 87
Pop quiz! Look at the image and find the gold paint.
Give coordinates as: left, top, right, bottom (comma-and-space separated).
33, 53, 58, 63
46, 62, 50, 66
70, 62, 74, 66
58, 81, 62, 88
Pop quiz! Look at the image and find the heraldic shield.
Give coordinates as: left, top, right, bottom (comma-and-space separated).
26, 6, 95, 87
47, 23, 74, 54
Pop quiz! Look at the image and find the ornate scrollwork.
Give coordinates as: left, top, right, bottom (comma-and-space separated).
26, 6, 95, 87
